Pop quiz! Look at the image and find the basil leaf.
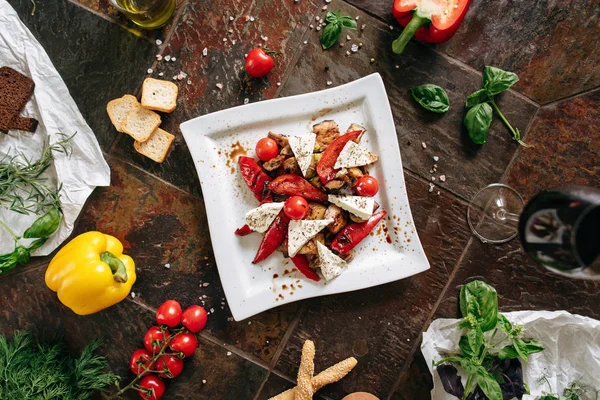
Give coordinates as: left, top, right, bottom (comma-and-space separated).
410, 84, 450, 113
458, 335, 475, 358
482, 66, 519, 95
325, 11, 338, 23
465, 89, 489, 108
497, 314, 513, 334
436, 364, 465, 399
464, 103, 493, 145
339, 16, 357, 29
23, 207, 61, 239
459, 280, 498, 331
498, 345, 519, 360
467, 324, 484, 356
476, 369, 503, 400
28, 238, 48, 252
320, 22, 342, 49
513, 338, 545, 359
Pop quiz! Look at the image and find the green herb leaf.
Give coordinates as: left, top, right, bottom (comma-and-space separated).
464, 103, 493, 145
482, 66, 519, 95
497, 314, 513, 334
320, 22, 342, 49
498, 345, 520, 360
467, 324, 484, 356
325, 11, 338, 23
458, 335, 475, 358
339, 16, 358, 29
465, 89, 489, 108
23, 206, 61, 239
410, 84, 450, 113
514, 338, 545, 358
459, 280, 498, 332
477, 368, 503, 400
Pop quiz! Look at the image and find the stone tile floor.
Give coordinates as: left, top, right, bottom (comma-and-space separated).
2, 0, 599, 399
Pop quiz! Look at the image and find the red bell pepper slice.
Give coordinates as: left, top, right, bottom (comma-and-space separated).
239, 156, 271, 202
235, 224, 254, 236
290, 255, 321, 282
268, 174, 327, 203
253, 212, 290, 264
331, 211, 387, 255
392, 0, 471, 54
316, 130, 363, 184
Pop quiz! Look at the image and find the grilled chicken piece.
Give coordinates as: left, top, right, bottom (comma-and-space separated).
283, 157, 301, 175
305, 203, 327, 220
280, 145, 294, 157
313, 120, 340, 151
298, 233, 325, 255
339, 249, 355, 263
324, 204, 347, 234
268, 131, 289, 147
263, 155, 285, 171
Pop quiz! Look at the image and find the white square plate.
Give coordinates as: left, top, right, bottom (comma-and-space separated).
181, 73, 429, 321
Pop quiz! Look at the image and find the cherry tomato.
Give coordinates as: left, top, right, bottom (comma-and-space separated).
245, 48, 274, 78
130, 348, 155, 375
138, 374, 165, 400
181, 305, 208, 333
255, 138, 279, 161
156, 300, 182, 328
284, 196, 309, 220
355, 176, 379, 197
155, 354, 184, 379
144, 326, 169, 353
169, 332, 198, 357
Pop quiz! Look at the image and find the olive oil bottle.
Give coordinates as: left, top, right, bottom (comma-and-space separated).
110, 0, 176, 29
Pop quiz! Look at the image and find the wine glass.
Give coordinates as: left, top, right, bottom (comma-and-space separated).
467, 183, 524, 244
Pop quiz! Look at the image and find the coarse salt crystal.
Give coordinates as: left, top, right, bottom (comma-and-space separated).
355, 16, 360, 20
187, 79, 192, 84
229, 16, 234, 21
345, 50, 351, 56
390, 25, 394, 30
158, 72, 164, 77
422, 142, 427, 149
147, 68, 153, 74
277, 82, 281, 86
203, 281, 212, 286
261, 35, 268, 41
316, 26, 321, 31
156, 54, 162, 60
326, 80, 332, 86
171, 57, 176, 61
229, 28, 233, 33
346, 34, 351, 41
439, 175, 446, 182
222, 38, 227, 42
210, 308, 214, 313
361, 24, 366, 30
395, 64, 400, 68
309, 24, 314, 29
250, 16, 255, 21
202, 380, 207, 384
164, 263, 170, 269
322, 5, 327, 10
172, 75, 178, 80
244, 98, 249, 104
177, 73, 183, 80
370, 58, 375, 63
339, 43, 345, 47
351, 44, 359, 52
202, 47, 208, 56
231, 39, 236, 45
226, 351, 232, 356
165, 55, 171, 61
131, 292, 136, 298
303, 40, 308, 45
248, 321, 252, 325
156, 39, 163, 45
428, 183, 434, 193
316, 16, 320, 21
433, 156, 439, 161
431, 176, 436, 181
326, 0, 331, 2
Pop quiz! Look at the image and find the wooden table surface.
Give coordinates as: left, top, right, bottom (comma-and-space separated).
2, 0, 599, 398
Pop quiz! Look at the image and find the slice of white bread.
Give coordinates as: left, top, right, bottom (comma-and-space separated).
107, 95, 138, 133
134, 128, 175, 163
119, 102, 161, 142
141, 78, 178, 113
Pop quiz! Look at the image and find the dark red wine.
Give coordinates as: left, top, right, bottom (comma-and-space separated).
519, 186, 600, 278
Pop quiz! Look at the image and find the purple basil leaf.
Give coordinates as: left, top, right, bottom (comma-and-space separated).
437, 364, 465, 399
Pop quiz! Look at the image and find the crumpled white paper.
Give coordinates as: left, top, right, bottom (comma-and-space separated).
0, 0, 110, 256
422, 310, 600, 399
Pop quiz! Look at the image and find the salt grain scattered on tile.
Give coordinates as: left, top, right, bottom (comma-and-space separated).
244, 15, 250, 21
346, 34, 351, 41
389, 25, 394, 30
222, 38, 227, 42
210, 308, 214, 313
202, 380, 207, 384
131, 292, 136, 298
248, 321, 252, 324
322, 5, 327, 10
229, 16, 234, 21
165, 55, 171, 61
226, 351, 232, 356
164, 263, 170, 269
303, 40, 308, 45
326, 81, 332, 86
431, 176, 436, 181
433, 156, 439, 162
158, 72, 164, 77
276, 82, 281, 86
395, 64, 400, 68
361, 24, 366, 30
203, 281, 212, 286
202, 47, 208, 56
250, 16, 255, 21
172, 75, 178, 80
316, 26, 321, 31
156, 54, 162, 60
439, 175, 446, 182
422, 142, 427, 149
355, 15, 360, 20
156, 39, 162, 45
429, 183, 434, 192
309, 24, 314, 29
171, 57, 176, 61
229, 28, 233, 33
339, 43, 345, 47
147, 68, 153, 74
351, 44, 359, 52
244, 98, 250, 104
370, 58, 375, 63
315, 16, 320, 21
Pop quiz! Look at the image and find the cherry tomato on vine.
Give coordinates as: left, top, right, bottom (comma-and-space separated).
130, 348, 154, 375
144, 326, 169, 353
138, 374, 165, 400
155, 354, 184, 379
169, 332, 198, 357
355, 176, 379, 197
255, 138, 279, 161
284, 196, 309, 220
156, 300, 182, 328
181, 305, 208, 333
245, 48, 274, 78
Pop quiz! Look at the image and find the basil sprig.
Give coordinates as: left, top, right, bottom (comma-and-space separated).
410, 84, 450, 113
320, 10, 357, 50
434, 280, 545, 400
464, 66, 530, 147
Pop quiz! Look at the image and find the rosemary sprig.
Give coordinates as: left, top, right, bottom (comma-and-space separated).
0, 133, 75, 215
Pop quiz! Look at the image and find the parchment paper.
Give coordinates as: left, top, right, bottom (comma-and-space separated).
0, 0, 110, 256
422, 310, 600, 399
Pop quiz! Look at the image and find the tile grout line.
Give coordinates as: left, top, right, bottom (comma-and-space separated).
385, 236, 475, 399
540, 85, 600, 109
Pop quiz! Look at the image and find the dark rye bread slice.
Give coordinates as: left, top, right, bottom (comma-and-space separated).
0, 66, 36, 133
9, 116, 38, 132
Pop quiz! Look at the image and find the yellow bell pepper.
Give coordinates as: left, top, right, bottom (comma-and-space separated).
45, 231, 136, 315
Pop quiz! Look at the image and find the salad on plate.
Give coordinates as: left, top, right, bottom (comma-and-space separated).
235, 120, 386, 282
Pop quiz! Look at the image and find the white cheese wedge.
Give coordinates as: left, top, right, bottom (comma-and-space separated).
287, 134, 316, 177
245, 202, 285, 233
328, 195, 374, 220
287, 218, 333, 257
333, 141, 378, 169
316, 242, 347, 281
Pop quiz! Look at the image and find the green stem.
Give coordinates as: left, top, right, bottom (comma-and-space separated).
392, 13, 429, 54
100, 252, 128, 283
0, 220, 18, 242
489, 99, 531, 147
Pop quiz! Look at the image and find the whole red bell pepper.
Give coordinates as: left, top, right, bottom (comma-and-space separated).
253, 212, 290, 263
239, 156, 271, 202
331, 211, 387, 255
392, 0, 471, 54
268, 174, 327, 202
290, 254, 321, 282
316, 130, 363, 184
